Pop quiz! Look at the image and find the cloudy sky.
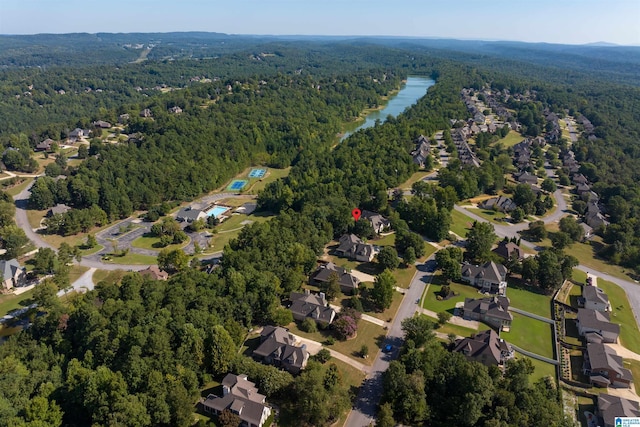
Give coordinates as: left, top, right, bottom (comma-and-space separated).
1, 0, 639, 45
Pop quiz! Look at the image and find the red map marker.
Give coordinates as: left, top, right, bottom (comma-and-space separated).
352, 208, 361, 221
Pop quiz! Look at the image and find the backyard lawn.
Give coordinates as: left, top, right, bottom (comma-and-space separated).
492, 130, 525, 148
516, 353, 557, 383
0, 289, 35, 317
506, 284, 552, 318
422, 279, 483, 314
468, 207, 508, 224
625, 359, 640, 396
501, 313, 554, 359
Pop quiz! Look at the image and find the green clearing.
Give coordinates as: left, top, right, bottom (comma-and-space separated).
0, 289, 35, 317
101, 252, 157, 265
287, 320, 386, 367
246, 167, 291, 194
501, 313, 554, 359
422, 279, 483, 314
563, 239, 633, 282
399, 171, 432, 190
492, 130, 525, 148
515, 353, 557, 383
203, 212, 275, 253
92, 269, 128, 286
450, 209, 474, 238
506, 284, 552, 318
373, 233, 395, 247
596, 278, 640, 354
467, 207, 508, 224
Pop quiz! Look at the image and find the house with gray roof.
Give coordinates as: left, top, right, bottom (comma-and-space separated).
514, 171, 538, 185
176, 207, 207, 223
361, 210, 391, 234
576, 308, 620, 343
580, 285, 611, 312
461, 261, 508, 295
453, 329, 514, 367
35, 138, 55, 152
480, 196, 517, 213
334, 234, 375, 262
411, 135, 431, 168
309, 262, 360, 295
201, 373, 271, 427
583, 343, 633, 388
0, 259, 26, 291
289, 290, 336, 325
597, 393, 640, 427
462, 296, 513, 331
253, 326, 309, 374
48, 204, 71, 217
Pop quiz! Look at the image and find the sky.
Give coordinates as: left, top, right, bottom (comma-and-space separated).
1, 0, 639, 45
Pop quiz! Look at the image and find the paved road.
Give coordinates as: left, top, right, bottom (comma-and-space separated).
565, 119, 578, 143
57, 268, 96, 297
345, 260, 434, 427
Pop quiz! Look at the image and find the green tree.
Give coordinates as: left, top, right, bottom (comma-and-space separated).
206, 325, 237, 376
300, 317, 318, 333
526, 220, 547, 241
541, 178, 557, 193
465, 221, 496, 262
511, 207, 525, 223
376, 402, 396, 427
33, 247, 58, 274
551, 231, 572, 249
0, 225, 29, 258
157, 248, 189, 272
320, 271, 341, 301
218, 409, 241, 427
403, 246, 416, 266
85, 233, 98, 248
437, 311, 452, 325
401, 316, 435, 347
377, 246, 399, 270
371, 270, 396, 310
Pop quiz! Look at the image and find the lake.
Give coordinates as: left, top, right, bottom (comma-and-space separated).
340, 76, 436, 141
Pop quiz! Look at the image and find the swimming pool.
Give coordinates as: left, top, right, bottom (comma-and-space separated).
227, 179, 248, 191
248, 168, 267, 179
206, 206, 230, 218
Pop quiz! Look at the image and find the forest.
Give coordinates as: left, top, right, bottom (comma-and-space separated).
1, 36, 640, 426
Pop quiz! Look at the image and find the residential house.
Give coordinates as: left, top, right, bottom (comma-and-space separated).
48, 203, 70, 217
597, 393, 640, 427
309, 262, 360, 295
576, 183, 592, 196
361, 210, 391, 234
176, 207, 207, 223
35, 138, 55, 152
334, 234, 375, 262
92, 120, 112, 129
576, 308, 620, 343
68, 128, 85, 142
140, 108, 153, 118
514, 171, 538, 185
411, 135, 431, 168
580, 285, 611, 312
580, 222, 593, 241
585, 209, 609, 229
462, 296, 513, 331
168, 106, 183, 114
583, 343, 633, 388
461, 261, 508, 295
201, 373, 271, 427
139, 265, 169, 281
492, 240, 524, 261
572, 174, 588, 185
252, 326, 309, 374
289, 290, 336, 325
480, 196, 517, 213
0, 259, 26, 291
453, 329, 514, 367
118, 113, 130, 123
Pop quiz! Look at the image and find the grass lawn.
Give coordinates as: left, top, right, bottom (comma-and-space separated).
26, 208, 47, 229
373, 233, 395, 247
515, 353, 557, 383
92, 269, 128, 286
391, 264, 417, 289
4, 177, 32, 197
202, 212, 274, 253
502, 313, 554, 359
363, 289, 403, 322
506, 283, 552, 318
131, 233, 189, 251
421, 314, 486, 337
399, 171, 432, 190
564, 239, 633, 282
287, 320, 386, 367
624, 359, 640, 396
422, 279, 483, 314
101, 252, 157, 265
450, 209, 474, 238
468, 207, 508, 224
0, 289, 35, 317
596, 278, 640, 354
68, 265, 90, 283
246, 167, 291, 194
492, 130, 525, 148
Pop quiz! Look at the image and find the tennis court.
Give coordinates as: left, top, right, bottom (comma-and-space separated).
248, 168, 267, 179
227, 180, 249, 191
